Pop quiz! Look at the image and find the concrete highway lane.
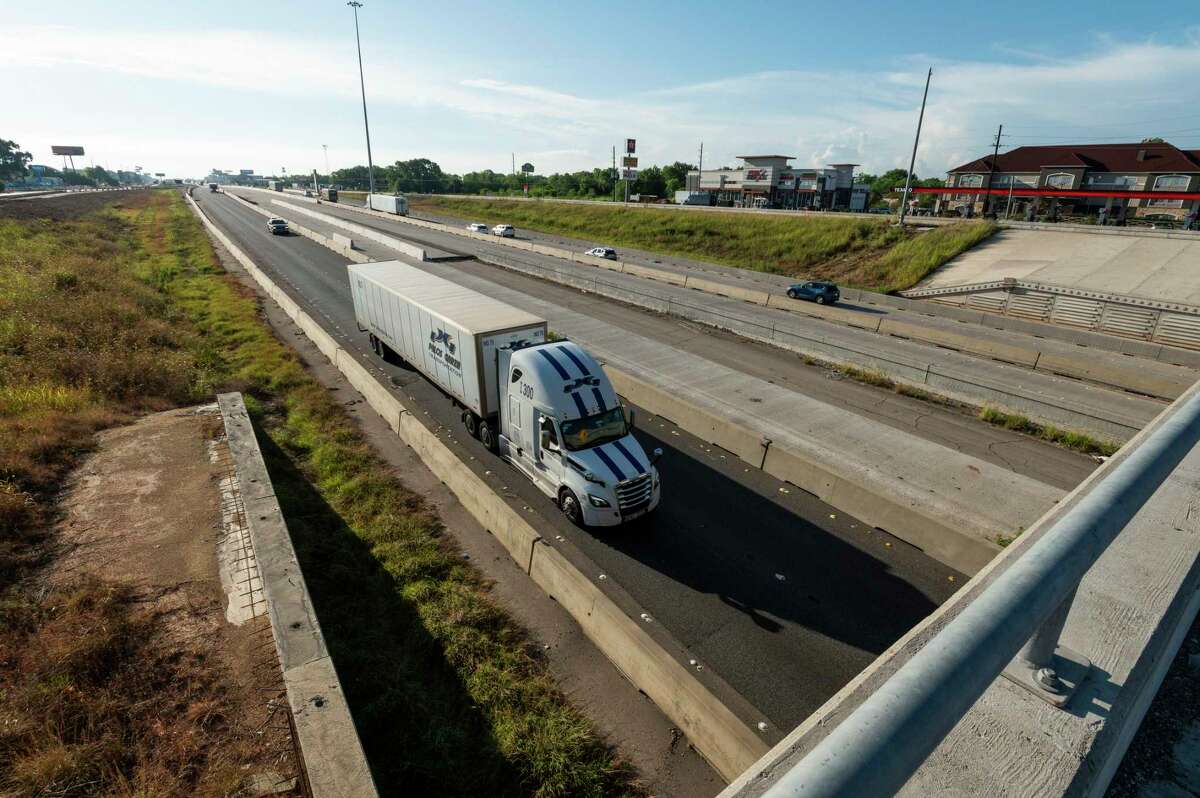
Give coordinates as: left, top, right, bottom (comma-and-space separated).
199, 190, 963, 733
232, 190, 1097, 489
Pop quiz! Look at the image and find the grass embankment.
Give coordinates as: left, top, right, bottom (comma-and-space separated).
411, 195, 995, 292
0, 191, 636, 796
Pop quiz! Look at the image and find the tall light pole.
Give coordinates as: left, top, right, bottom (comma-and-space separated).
322, 144, 329, 176
898, 67, 931, 227
347, 1, 376, 196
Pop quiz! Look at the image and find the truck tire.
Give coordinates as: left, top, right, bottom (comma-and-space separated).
559, 488, 584, 526
479, 421, 497, 452
369, 333, 380, 357
463, 411, 478, 438
380, 341, 401, 365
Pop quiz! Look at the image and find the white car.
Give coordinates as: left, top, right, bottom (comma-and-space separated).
467, 222, 489, 233
585, 246, 618, 260
492, 224, 515, 237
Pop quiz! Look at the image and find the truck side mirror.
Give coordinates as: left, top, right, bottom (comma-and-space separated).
627, 408, 636, 429
651, 447, 663, 465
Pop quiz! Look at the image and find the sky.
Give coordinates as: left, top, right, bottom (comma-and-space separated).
5, 1, 1200, 180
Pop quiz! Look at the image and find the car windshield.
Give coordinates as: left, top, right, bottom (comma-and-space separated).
560, 406, 627, 451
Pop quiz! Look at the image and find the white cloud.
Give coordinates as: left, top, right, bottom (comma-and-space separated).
4, 23, 1200, 178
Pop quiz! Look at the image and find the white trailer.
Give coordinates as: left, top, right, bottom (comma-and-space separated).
349, 261, 546, 420
348, 261, 661, 526
367, 193, 409, 216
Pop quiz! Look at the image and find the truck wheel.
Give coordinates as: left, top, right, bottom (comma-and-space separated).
479, 422, 497, 452
368, 333, 380, 356
380, 342, 401, 365
463, 412, 478, 438
559, 488, 584, 526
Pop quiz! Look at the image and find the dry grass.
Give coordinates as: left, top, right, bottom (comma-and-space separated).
1, 190, 640, 796
0, 579, 252, 797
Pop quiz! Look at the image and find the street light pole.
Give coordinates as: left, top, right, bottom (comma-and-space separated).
347, 1, 375, 196
322, 144, 329, 176
898, 67, 932, 227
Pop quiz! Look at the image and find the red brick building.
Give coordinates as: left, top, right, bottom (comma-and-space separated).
923, 142, 1200, 221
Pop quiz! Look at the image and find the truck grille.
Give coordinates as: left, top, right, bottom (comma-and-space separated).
616, 473, 653, 515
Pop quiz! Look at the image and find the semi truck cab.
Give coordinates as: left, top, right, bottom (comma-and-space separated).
498, 341, 661, 526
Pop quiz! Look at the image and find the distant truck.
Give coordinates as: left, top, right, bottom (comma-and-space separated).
208, 183, 218, 192
320, 187, 339, 203
367, 193, 409, 216
268, 180, 284, 192
349, 261, 662, 526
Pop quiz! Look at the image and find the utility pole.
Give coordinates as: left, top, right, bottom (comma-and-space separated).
898, 67, 931, 227
984, 124, 1003, 218
612, 145, 617, 202
347, 1, 375, 196
698, 141, 704, 193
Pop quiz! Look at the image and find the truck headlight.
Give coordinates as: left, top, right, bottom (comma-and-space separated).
587, 494, 611, 508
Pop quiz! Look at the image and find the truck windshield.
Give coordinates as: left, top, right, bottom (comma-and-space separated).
560, 406, 627, 451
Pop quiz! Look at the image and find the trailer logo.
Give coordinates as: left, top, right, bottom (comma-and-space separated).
562, 376, 601, 392
428, 328, 461, 371
430, 328, 456, 354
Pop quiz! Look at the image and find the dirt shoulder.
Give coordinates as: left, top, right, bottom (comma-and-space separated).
0, 405, 299, 797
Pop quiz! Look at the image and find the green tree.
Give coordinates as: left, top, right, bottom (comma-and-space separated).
1140, 137, 1165, 144
388, 158, 447, 194
0, 138, 32, 183
84, 165, 119, 186
661, 161, 696, 197
634, 165, 666, 198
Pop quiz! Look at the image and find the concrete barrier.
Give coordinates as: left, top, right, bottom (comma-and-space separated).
217, 392, 378, 798
332, 232, 355, 250
223, 192, 368, 263
604, 366, 1001, 575
271, 199, 426, 262
721, 382, 1200, 798
186, 193, 768, 782
303, 191, 1197, 401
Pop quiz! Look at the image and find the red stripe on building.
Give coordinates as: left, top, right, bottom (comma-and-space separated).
912, 187, 1200, 200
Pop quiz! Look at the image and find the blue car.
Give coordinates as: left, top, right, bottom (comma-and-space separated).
786, 280, 840, 305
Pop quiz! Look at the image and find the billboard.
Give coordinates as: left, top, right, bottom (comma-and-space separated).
51, 145, 85, 156
625, 138, 636, 154
239, 169, 254, 175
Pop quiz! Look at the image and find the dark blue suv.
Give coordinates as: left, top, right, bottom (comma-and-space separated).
786, 280, 840, 305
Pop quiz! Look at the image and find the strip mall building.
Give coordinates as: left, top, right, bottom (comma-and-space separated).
922, 142, 1200, 220
687, 156, 869, 210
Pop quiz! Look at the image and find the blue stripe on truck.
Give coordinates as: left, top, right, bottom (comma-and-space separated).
537, 348, 570, 379
593, 446, 627, 482
591, 387, 607, 412
558, 345, 591, 376
611, 439, 646, 475
569, 391, 589, 418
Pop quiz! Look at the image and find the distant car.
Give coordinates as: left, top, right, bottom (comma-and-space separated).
492, 224, 515, 237
267, 218, 290, 235
304, 189, 313, 197
467, 222, 489, 233
585, 246, 618, 260
787, 280, 839, 305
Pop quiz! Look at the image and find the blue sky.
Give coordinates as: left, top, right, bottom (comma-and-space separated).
5, 1, 1200, 179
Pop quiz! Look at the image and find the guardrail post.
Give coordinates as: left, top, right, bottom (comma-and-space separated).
1001, 585, 1091, 707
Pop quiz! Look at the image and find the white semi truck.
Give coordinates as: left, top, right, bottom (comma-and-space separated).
367, 193, 409, 216
348, 261, 661, 526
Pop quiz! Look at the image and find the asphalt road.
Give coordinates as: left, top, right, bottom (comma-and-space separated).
242, 191, 1097, 489
199, 190, 963, 734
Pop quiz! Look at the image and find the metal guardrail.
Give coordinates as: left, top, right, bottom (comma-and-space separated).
755, 378, 1200, 797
